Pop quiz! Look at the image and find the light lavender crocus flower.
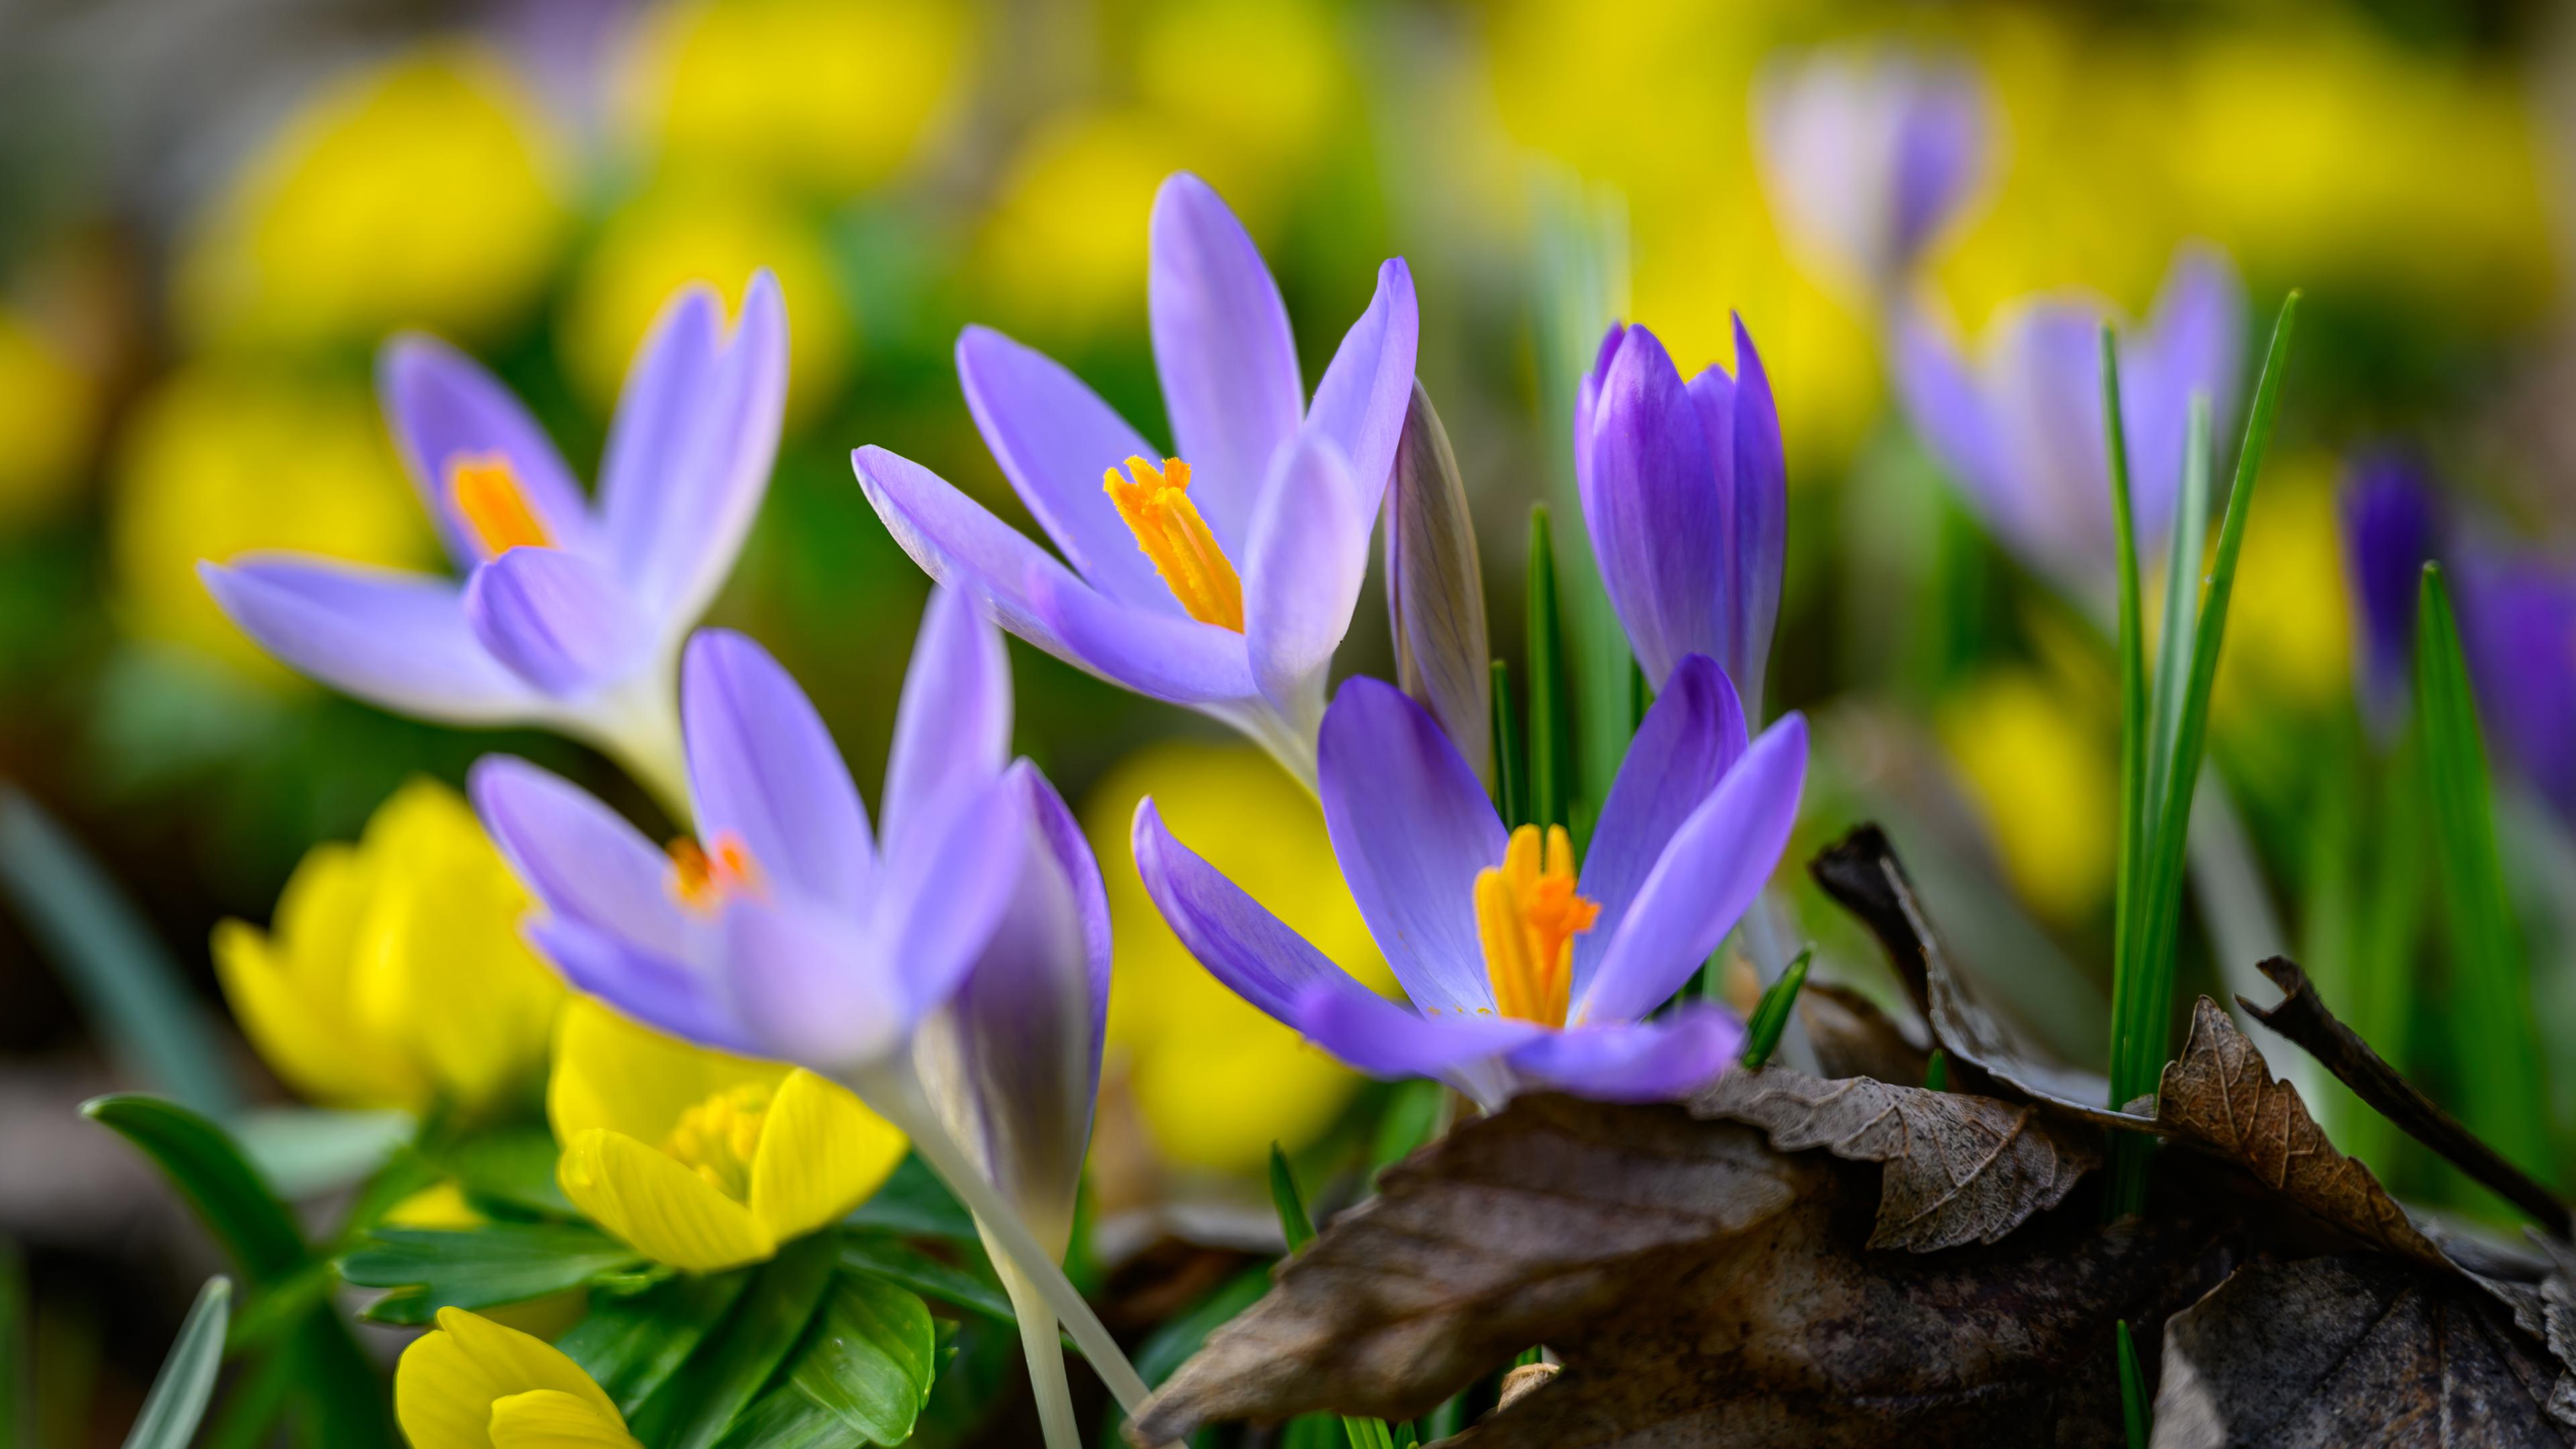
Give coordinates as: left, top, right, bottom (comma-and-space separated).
468, 591, 1148, 1427
1757, 46, 1988, 304
202, 274, 786, 813
853, 172, 1417, 788
1135, 657, 1806, 1110
1574, 319, 1785, 714
1894, 246, 2245, 598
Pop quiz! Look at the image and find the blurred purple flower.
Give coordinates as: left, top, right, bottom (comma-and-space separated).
1574, 318, 1784, 714
1757, 47, 1988, 302
203, 274, 786, 806
1895, 246, 2245, 596
1134, 657, 1805, 1111
853, 172, 1417, 788
2456, 551, 2576, 822
2339, 453, 2444, 739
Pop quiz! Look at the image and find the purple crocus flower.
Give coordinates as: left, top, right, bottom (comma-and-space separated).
1756, 47, 1988, 303
1895, 246, 2245, 596
2339, 453, 2443, 739
1574, 319, 1785, 713
2456, 550, 2576, 823
470, 590, 1150, 1421
853, 172, 1418, 788
1134, 657, 1807, 1110
203, 274, 787, 810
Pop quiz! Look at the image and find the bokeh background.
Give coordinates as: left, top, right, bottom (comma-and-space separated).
3, 0, 2573, 1438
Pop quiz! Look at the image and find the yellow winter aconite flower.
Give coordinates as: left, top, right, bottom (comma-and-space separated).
396, 1307, 639, 1449
1083, 741, 1395, 1175
178, 45, 566, 350
0, 307, 99, 527
976, 109, 1186, 341
547, 999, 905, 1275
1940, 667, 2117, 924
214, 780, 564, 1114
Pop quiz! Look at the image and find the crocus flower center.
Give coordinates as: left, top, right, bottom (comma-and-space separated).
1103, 455, 1244, 631
667, 831, 761, 913
660, 1080, 772, 1201
1475, 824, 1600, 1028
447, 453, 551, 557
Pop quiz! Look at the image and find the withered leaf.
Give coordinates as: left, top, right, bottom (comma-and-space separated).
2153, 1252, 2576, 1447
1134, 1093, 2225, 1446
1796, 980, 1932, 1084
1693, 1065, 2098, 1251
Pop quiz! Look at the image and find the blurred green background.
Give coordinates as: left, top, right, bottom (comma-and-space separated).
1, 0, 2570, 1437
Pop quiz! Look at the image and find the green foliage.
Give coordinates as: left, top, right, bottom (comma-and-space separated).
560, 1271, 755, 1417
2115, 1318, 2149, 1449
628, 1233, 841, 1449
339, 1223, 645, 1325
120, 1278, 229, 1449
1490, 659, 1527, 827
416, 1122, 577, 1216
1267, 1148, 1400, 1449
1923, 1050, 1951, 1093
714, 1273, 940, 1448
1738, 948, 1813, 1069
842, 1154, 980, 1243
836, 1235, 1015, 1327
1527, 506, 1574, 833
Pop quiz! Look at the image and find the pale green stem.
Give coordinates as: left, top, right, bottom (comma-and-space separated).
580, 669, 693, 826
996, 1258, 1083, 1449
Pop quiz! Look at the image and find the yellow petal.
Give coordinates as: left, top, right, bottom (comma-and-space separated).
270, 841, 374, 992
747, 1068, 906, 1244
383, 1181, 486, 1229
548, 998, 788, 1148
557, 1127, 775, 1274
486, 1389, 641, 1449
211, 917, 425, 1112
395, 1307, 625, 1449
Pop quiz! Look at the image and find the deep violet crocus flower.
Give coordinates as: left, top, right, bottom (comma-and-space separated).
2338, 454, 2443, 740
203, 274, 787, 813
853, 172, 1417, 788
1574, 319, 1785, 715
1756, 47, 1987, 304
1894, 246, 2245, 598
1134, 657, 1807, 1110
2455, 550, 2576, 826
468, 590, 1146, 1427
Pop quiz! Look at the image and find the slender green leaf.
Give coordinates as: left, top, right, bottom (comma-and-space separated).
1269, 1144, 1316, 1253
629, 1232, 839, 1449
1489, 659, 1527, 827
716, 1273, 937, 1448
2146, 396, 2215, 814
1527, 506, 1573, 832
1923, 1050, 1950, 1093
559, 1270, 755, 1417
340, 1223, 642, 1324
843, 1154, 978, 1243
2116, 1318, 2149, 1449
2101, 324, 2153, 1197
3, 792, 239, 1114
1366, 1080, 1447, 1187
2416, 566, 2553, 1187
120, 1277, 229, 1449
1737, 949, 1812, 1069
837, 1236, 1014, 1326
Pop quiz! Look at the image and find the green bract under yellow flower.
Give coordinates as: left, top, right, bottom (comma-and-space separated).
547, 999, 906, 1275
213, 779, 563, 1113
395, 1307, 638, 1449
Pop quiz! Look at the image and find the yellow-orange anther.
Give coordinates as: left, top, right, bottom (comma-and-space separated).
447, 453, 551, 556
667, 831, 761, 914
1104, 456, 1244, 631
1475, 824, 1600, 1028
660, 1080, 773, 1201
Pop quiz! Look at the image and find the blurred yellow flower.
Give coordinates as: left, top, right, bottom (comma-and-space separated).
1939, 667, 2116, 922
975, 109, 1184, 341
548, 999, 906, 1275
396, 1307, 639, 1449
0, 308, 100, 527
621, 0, 971, 193
2216, 450, 2351, 717
1136, 0, 1347, 199
559, 182, 849, 423
112, 364, 430, 680
213, 779, 565, 1114
1081, 741, 1394, 1175
178, 46, 567, 350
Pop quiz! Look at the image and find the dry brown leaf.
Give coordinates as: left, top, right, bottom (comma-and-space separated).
1796, 981, 1932, 1084
1693, 1065, 2098, 1251
1132, 1093, 2226, 1446
2153, 1253, 2576, 1447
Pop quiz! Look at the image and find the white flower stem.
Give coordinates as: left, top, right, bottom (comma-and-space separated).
849, 1063, 1157, 1421
996, 1258, 1083, 1449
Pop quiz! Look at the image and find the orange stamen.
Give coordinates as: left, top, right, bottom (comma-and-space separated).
1474, 824, 1601, 1027
668, 831, 762, 913
1103, 456, 1244, 631
447, 453, 551, 557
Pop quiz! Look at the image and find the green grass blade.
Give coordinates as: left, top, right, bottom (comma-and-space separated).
1527, 506, 1573, 833
2116, 1319, 2150, 1449
1737, 949, 1812, 1069
2414, 565, 2554, 1189
1923, 1050, 1950, 1093
1269, 1144, 1317, 1253
1490, 659, 1527, 828
119, 1277, 230, 1449
2100, 324, 2153, 1193
2147, 394, 2214, 814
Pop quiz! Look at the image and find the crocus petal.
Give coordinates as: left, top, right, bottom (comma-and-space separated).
525, 916, 758, 1059
1994, 301, 2120, 568
1571, 654, 1748, 1002
880, 586, 1011, 865
1317, 676, 1508, 1016
380, 336, 594, 568
2458, 551, 2576, 820
955, 325, 1173, 610
2340, 455, 2440, 737
396, 1306, 630, 1449
873, 773, 1028, 1021
557, 1126, 775, 1274
463, 547, 655, 699
853, 445, 1091, 667
602, 272, 788, 626
1026, 566, 1258, 704
722, 894, 908, 1071
1148, 172, 1303, 549
1132, 798, 1378, 1023
1289, 981, 1547, 1080
2122, 245, 2245, 535
1505, 1004, 1745, 1102
745, 1067, 908, 1244
201, 557, 543, 724
1301, 258, 1420, 517
1580, 324, 1725, 686
682, 629, 874, 912
468, 756, 704, 958
1574, 713, 1809, 1026
1722, 315, 1786, 712
1892, 308, 2024, 554
1244, 433, 1368, 710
